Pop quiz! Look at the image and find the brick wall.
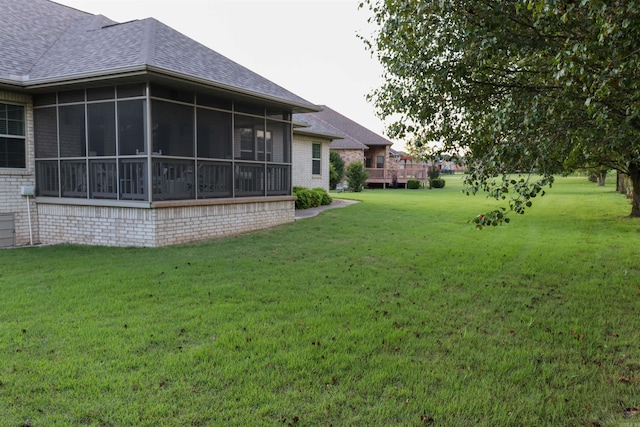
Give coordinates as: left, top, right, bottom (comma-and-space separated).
37, 198, 295, 247
334, 149, 364, 167
0, 91, 38, 246
292, 134, 330, 190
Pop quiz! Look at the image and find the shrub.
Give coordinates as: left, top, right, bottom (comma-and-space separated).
293, 186, 312, 209
407, 179, 421, 189
312, 187, 332, 206
431, 178, 446, 188
293, 186, 331, 209
428, 166, 441, 181
329, 152, 345, 190
345, 161, 369, 192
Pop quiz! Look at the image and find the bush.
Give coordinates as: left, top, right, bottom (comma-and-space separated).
293, 186, 313, 209
293, 186, 332, 209
329, 152, 345, 190
431, 178, 446, 188
312, 187, 332, 206
407, 179, 421, 189
345, 161, 369, 192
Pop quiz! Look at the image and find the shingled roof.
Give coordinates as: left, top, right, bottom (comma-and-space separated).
292, 113, 346, 141
0, 0, 317, 111
294, 105, 392, 150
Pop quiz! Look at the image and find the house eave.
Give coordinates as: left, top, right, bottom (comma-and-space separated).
293, 129, 344, 140
19, 65, 321, 113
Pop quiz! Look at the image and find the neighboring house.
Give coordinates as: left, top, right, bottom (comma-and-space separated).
291, 112, 345, 191
298, 105, 426, 188
0, 0, 319, 247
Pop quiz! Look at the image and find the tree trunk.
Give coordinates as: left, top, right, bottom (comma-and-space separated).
628, 162, 640, 217
597, 170, 606, 187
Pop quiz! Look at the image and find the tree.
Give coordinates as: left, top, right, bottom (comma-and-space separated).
361, 0, 640, 227
345, 161, 369, 192
329, 151, 345, 190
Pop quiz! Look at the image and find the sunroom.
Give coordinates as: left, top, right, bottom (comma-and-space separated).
34, 81, 293, 204
31, 78, 307, 247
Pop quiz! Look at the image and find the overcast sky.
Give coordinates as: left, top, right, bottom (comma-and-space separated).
53, 0, 402, 149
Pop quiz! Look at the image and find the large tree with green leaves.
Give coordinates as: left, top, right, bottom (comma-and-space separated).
362, 0, 640, 227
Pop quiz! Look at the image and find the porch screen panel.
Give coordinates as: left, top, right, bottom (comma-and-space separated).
234, 115, 264, 161
197, 160, 232, 198
88, 102, 116, 156
152, 100, 194, 157
36, 160, 59, 196
90, 159, 117, 199
197, 108, 232, 160
267, 165, 290, 196
34, 107, 58, 158
60, 160, 87, 198
267, 120, 290, 163
235, 163, 264, 196
152, 159, 195, 201
118, 100, 146, 155
58, 105, 86, 158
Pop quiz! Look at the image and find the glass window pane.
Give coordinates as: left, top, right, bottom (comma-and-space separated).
197, 108, 232, 159
152, 100, 194, 157
0, 137, 26, 168
34, 107, 58, 158
234, 115, 264, 161
88, 102, 116, 156
58, 104, 86, 157
118, 100, 146, 155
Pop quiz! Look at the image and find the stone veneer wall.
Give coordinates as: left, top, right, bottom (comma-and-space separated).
37, 198, 295, 247
0, 91, 38, 246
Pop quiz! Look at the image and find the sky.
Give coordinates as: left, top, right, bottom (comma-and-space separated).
53, 0, 403, 149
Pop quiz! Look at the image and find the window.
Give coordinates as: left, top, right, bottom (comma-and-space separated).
376, 155, 385, 169
0, 103, 26, 168
312, 143, 321, 175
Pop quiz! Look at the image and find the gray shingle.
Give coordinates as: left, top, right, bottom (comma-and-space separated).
0, 0, 90, 78
1, 0, 317, 111
295, 106, 392, 150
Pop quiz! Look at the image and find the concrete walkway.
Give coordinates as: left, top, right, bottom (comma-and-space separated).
294, 198, 359, 220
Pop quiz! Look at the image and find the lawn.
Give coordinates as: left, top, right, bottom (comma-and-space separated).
1, 175, 638, 426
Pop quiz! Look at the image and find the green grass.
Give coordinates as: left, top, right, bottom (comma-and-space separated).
1, 176, 639, 426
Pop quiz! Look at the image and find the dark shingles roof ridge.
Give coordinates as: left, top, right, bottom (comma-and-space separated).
317, 105, 392, 147
0, 0, 94, 79
292, 113, 346, 140
27, 13, 117, 78
306, 109, 368, 150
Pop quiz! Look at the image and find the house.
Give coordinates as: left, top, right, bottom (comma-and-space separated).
0, 0, 320, 247
297, 105, 427, 188
292, 113, 346, 191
